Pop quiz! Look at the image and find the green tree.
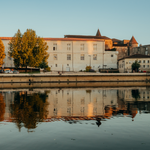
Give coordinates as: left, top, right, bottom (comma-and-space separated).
0, 39, 5, 68
9, 29, 49, 69
39, 58, 48, 69
132, 60, 140, 72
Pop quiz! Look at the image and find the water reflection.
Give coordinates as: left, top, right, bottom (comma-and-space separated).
0, 87, 150, 131
0, 93, 5, 121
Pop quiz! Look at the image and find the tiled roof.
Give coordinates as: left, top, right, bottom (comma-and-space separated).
118, 54, 150, 61
0, 37, 12, 40
130, 36, 138, 44
64, 35, 111, 40
112, 38, 121, 42
0, 37, 104, 42
43, 38, 104, 42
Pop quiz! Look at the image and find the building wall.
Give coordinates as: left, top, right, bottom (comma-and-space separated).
119, 58, 150, 73
2, 40, 15, 67
105, 39, 113, 49
130, 45, 150, 56
113, 46, 128, 60
1, 38, 118, 71
47, 40, 118, 71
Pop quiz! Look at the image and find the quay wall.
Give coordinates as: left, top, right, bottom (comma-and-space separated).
0, 73, 150, 83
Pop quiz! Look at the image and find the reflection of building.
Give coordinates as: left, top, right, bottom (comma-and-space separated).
118, 87, 150, 102
118, 54, 150, 73
47, 88, 118, 118
1, 88, 150, 124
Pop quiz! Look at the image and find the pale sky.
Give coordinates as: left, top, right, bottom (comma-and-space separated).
0, 0, 150, 45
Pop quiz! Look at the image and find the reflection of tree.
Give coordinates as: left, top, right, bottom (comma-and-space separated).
0, 93, 5, 121
10, 92, 48, 131
132, 90, 140, 100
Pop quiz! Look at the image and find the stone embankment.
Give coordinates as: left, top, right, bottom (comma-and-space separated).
0, 72, 150, 83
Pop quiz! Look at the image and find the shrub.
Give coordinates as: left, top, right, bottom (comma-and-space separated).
45, 67, 51, 72
86, 66, 91, 72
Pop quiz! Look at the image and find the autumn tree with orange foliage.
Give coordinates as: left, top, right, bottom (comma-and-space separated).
0, 93, 5, 121
0, 39, 5, 68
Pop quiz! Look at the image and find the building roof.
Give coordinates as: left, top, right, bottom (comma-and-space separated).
130, 36, 138, 44
43, 38, 104, 42
113, 44, 127, 47
0, 37, 12, 40
0, 37, 104, 42
64, 35, 111, 40
118, 54, 150, 61
64, 29, 111, 40
112, 38, 122, 42
96, 29, 101, 36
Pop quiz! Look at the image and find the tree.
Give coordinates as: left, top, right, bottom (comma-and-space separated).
0, 93, 5, 121
9, 29, 49, 69
10, 92, 49, 131
132, 89, 140, 100
0, 39, 5, 68
132, 60, 140, 72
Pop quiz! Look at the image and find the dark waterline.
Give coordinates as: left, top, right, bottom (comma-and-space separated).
0, 87, 150, 150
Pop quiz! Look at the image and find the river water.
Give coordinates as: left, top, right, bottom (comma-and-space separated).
0, 87, 150, 150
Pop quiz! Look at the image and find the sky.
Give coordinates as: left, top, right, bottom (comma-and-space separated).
0, 0, 150, 45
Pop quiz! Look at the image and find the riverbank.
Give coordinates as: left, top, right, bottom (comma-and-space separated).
0, 72, 150, 83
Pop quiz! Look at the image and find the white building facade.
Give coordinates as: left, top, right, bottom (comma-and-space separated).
118, 54, 150, 73
1, 37, 118, 71
45, 38, 118, 72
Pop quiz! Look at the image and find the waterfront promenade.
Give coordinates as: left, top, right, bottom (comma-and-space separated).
0, 72, 150, 87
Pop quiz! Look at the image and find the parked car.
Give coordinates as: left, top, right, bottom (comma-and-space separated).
0, 70, 4, 73
4, 69, 13, 73
13, 70, 19, 74
89, 69, 96, 72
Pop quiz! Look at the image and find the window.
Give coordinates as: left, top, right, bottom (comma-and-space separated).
53, 54, 57, 60
55, 64, 57, 67
67, 98, 71, 105
93, 54, 97, 60
145, 50, 148, 55
111, 54, 113, 57
8, 57, 11, 60
93, 44, 97, 51
67, 54, 71, 60
147, 65, 149, 68
148, 60, 149, 63
81, 98, 85, 105
80, 54, 84, 60
143, 60, 145, 63
80, 44, 84, 50
143, 65, 145, 68
67, 43, 71, 50
138, 60, 141, 63
126, 62, 128, 64
129, 61, 131, 64
67, 64, 69, 66
53, 43, 57, 51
